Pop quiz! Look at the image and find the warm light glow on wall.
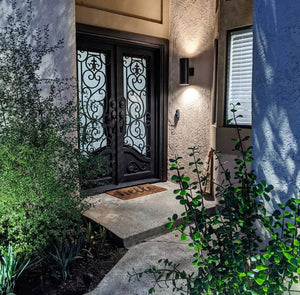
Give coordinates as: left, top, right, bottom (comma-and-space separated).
181, 86, 200, 105
183, 40, 203, 56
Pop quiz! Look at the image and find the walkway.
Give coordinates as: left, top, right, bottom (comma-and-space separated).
83, 181, 216, 294
90, 232, 195, 295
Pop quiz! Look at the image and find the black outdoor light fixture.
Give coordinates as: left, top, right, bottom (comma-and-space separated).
179, 58, 194, 85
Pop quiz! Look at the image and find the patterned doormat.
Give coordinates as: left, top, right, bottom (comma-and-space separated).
106, 184, 167, 200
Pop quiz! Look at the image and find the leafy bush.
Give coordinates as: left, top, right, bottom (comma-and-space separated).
129, 105, 300, 294
0, 1, 85, 257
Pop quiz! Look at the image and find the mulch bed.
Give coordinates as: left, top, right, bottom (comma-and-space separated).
15, 232, 127, 295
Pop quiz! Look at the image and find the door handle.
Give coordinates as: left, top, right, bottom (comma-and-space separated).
119, 98, 126, 134
110, 110, 117, 130
106, 100, 117, 135
119, 110, 125, 133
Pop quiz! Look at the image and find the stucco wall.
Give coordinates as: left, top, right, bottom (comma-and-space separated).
168, 0, 215, 179
35, 0, 76, 80
252, 1, 300, 211
212, 0, 253, 154
75, 0, 169, 39
0, 0, 76, 80
212, 0, 253, 187
0, 0, 76, 108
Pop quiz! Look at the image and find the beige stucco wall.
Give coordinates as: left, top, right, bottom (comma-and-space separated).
167, 0, 215, 179
75, 0, 169, 39
212, 0, 253, 185
212, 0, 253, 154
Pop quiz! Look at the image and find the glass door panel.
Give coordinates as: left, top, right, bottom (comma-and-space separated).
117, 47, 156, 183
77, 48, 114, 189
77, 50, 107, 153
123, 56, 148, 156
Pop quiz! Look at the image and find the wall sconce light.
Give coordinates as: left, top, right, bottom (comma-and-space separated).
179, 58, 194, 85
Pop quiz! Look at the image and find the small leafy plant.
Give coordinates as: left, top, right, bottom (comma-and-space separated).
83, 221, 107, 258
129, 104, 300, 294
0, 244, 32, 295
46, 236, 84, 282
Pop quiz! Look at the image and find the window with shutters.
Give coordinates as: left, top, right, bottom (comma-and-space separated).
225, 27, 253, 126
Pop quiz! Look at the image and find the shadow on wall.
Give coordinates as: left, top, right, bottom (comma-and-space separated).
190, 49, 214, 90
32, 0, 76, 79
252, 0, 300, 211
0, 0, 76, 107
0, 0, 76, 80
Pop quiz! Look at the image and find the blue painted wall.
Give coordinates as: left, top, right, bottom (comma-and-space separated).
252, 1, 300, 210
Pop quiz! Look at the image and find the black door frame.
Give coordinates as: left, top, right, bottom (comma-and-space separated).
76, 24, 168, 195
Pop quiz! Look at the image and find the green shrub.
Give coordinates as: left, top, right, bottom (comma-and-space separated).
0, 1, 85, 257
129, 104, 300, 294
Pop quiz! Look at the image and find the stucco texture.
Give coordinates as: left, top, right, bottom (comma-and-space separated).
0, 0, 76, 80
168, 0, 215, 179
252, 1, 300, 210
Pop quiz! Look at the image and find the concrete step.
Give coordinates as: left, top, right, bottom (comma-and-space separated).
83, 181, 216, 248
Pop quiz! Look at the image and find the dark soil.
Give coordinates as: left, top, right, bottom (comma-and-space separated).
15, 232, 127, 295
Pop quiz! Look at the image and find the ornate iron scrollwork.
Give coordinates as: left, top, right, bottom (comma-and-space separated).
123, 55, 150, 156
77, 50, 108, 154
127, 161, 148, 173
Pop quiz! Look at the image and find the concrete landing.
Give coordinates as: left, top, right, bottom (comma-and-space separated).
90, 232, 195, 295
84, 181, 216, 248
83, 182, 180, 247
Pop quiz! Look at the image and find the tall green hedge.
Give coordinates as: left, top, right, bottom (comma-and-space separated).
0, 1, 85, 257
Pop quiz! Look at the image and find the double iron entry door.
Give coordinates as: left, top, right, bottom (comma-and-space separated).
77, 34, 161, 191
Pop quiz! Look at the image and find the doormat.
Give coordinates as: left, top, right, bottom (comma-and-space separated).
106, 184, 167, 200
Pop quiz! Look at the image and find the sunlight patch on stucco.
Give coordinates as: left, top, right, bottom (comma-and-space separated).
257, 34, 274, 85
269, 0, 278, 32
295, 171, 300, 189
277, 114, 297, 160
262, 118, 274, 150
261, 0, 277, 29
264, 64, 274, 85
254, 22, 274, 85
264, 161, 288, 194
251, 130, 260, 153
286, 157, 296, 176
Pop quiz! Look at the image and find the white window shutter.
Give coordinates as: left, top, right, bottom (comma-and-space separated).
226, 28, 253, 126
